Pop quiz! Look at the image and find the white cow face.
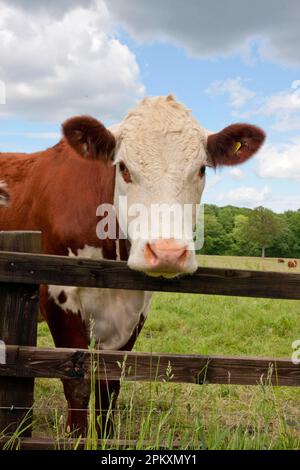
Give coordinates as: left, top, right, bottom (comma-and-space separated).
111, 95, 265, 278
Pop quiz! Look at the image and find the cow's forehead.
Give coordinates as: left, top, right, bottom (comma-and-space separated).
117, 95, 208, 168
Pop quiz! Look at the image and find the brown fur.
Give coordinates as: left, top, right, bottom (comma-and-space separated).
0, 116, 134, 435
207, 123, 265, 167
62, 115, 115, 161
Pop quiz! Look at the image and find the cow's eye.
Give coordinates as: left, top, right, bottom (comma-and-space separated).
119, 161, 132, 183
199, 165, 206, 178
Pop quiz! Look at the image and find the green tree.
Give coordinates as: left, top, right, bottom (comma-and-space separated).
283, 210, 300, 257
201, 213, 224, 254
230, 214, 260, 256
200, 204, 298, 258
244, 207, 284, 258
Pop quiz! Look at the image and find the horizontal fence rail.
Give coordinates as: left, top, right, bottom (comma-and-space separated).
0, 250, 300, 299
0, 346, 299, 386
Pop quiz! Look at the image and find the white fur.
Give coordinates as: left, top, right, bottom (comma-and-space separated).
49, 245, 152, 350
111, 95, 209, 275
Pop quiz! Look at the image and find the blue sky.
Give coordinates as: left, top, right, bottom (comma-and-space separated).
0, 0, 300, 212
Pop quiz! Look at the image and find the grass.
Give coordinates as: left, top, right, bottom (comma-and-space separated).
7, 255, 300, 449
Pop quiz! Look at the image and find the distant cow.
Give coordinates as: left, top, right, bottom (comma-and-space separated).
278, 258, 285, 263
0, 181, 9, 206
0, 95, 265, 435
288, 260, 297, 268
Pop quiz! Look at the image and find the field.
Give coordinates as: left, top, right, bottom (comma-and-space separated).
31, 255, 300, 449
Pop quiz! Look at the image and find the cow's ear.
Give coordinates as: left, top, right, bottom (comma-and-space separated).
206, 123, 265, 167
62, 116, 116, 161
0, 182, 9, 207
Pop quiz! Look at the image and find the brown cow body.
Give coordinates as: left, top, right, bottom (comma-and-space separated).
0, 121, 128, 433
288, 260, 298, 268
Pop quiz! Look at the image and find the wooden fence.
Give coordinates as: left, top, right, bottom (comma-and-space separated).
0, 231, 300, 449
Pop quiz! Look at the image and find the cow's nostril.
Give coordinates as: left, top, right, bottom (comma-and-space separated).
178, 248, 189, 264
144, 240, 190, 269
145, 242, 159, 266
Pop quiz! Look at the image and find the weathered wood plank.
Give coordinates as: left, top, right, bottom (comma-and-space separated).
0, 346, 299, 386
0, 232, 41, 436
0, 250, 299, 299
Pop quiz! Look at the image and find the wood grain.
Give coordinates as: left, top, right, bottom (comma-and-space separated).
0, 346, 299, 387
0, 250, 299, 299
0, 232, 41, 436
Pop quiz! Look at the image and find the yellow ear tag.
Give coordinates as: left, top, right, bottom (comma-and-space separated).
234, 141, 242, 153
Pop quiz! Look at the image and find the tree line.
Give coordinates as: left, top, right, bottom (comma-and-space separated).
200, 204, 300, 258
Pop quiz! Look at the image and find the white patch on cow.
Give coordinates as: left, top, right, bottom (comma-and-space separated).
49, 245, 152, 350
111, 95, 209, 275
67, 245, 103, 259
49, 285, 82, 315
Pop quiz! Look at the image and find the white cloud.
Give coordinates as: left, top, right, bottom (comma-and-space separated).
218, 186, 271, 208
228, 168, 245, 180
263, 195, 300, 213
105, 0, 300, 66
0, 0, 144, 122
260, 81, 300, 131
256, 139, 300, 180
3, 1, 300, 67
207, 79, 300, 132
7, 0, 95, 15
206, 78, 255, 109
0, 80, 5, 105
292, 80, 300, 90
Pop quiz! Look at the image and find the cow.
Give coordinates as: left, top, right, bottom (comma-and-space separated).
0, 181, 9, 206
0, 95, 265, 436
277, 258, 285, 263
288, 260, 297, 268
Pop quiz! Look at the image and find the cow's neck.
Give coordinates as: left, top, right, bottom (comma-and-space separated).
45, 144, 125, 260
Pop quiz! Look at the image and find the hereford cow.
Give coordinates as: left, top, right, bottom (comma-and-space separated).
288, 260, 297, 268
277, 258, 285, 263
0, 95, 265, 435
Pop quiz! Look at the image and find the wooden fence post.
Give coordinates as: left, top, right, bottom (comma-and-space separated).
0, 231, 41, 437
